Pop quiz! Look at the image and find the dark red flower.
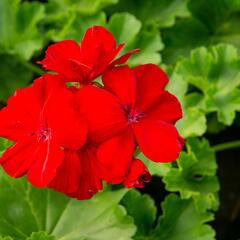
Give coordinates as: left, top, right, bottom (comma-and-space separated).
49, 145, 102, 200
0, 74, 87, 187
38, 26, 138, 85
77, 64, 183, 184
123, 159, 151, 188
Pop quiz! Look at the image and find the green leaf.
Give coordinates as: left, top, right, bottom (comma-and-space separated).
0, 55, 33, 102
153, 194, 215, 240
108, 13, 163, 66
47, 12, 106, 42
0, 0, 45, 60
121, 189, 157, 237
26, 232, 55, 240
47, 0, 118, 16
0, 237, 13, 240
107, 13, 142, 44
0, 138, 13, 156
162, 0, 240, 63
106, 0, 190, 28
175, 44, 240, 125
163, 138, 220, 212
0, 170, 136, 240
167, 67, 207, 138
137, 152, 171, 177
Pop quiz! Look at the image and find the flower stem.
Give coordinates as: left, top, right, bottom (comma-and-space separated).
212, 140, 240, 152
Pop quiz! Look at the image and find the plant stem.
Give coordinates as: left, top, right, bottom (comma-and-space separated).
212, 140, 240, 152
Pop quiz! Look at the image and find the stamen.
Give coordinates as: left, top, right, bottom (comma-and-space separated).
127, 109, 144, 123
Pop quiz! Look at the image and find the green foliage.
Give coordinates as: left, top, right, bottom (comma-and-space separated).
26, 232, 55, 240
0, 55, 33, 101
176, 44, 240, 125
0, 170, 136, 239
121, 190, 216, 240
137, 152, 171, 177
108, 13, 163, 66
121, 189, 157, 238
47, 0, 118, 16
106, 0, 190, 28
164, 138, 220, 212
153, 194, 215, 240
0, 0, 45, 60
167, 66, 207, 138
163, 0, 240, 62
0, 138, 12, 156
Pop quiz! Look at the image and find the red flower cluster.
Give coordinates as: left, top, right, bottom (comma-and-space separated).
0, 26, 183, 200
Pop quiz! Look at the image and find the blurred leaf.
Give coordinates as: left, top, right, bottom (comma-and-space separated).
47, 12, 106, 42
47, 0, 118, 16
108, 13, 163, 66
163, 138, 220, 212
0, 55, 33, 102
0, 138, 13, 156
0, 237, 13, 240
126, 24, 163, 66
0, 170, 136, 240
153, 194, 215, 240
107, 13, 142, 44
207, 113, 226, 134
137, 152, 171, 177
121, 189, 157, 237
163, 0, 240, 63
0, 0, 45, 60
26, 232, 55, 240
175, 44, 240, 125
44, 0, 117, 42
106, 0, 190, 28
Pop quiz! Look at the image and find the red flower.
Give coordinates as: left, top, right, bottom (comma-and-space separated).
38, 26, 138, 84
77, 64, 183, 184
0, 74, 87, 187
49, 145, 102, 200
124, 159, 151, 188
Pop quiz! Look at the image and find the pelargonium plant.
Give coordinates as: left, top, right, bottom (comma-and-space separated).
0, 26, 183, 200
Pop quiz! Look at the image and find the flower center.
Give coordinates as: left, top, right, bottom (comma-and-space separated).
135, 171, 152, 188
35, 128, 51, 142
127, 109, 144, 123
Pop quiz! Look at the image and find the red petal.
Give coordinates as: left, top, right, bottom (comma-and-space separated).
79, 26, 122, 82
0, 76, 54, 142
0, 137, 36, 178
145, 91, 182, 124
38, 40, 83, 81
102, 66, 136, 108
97, 128, 135, 184
0, 89, 38, 142
31, 74, 88, 150
133, 64, 169, 111
27, 139, 64, 187
133, 119, 182, 162
49, 149, 82, 195
44, 78, 87, 149
76, 86, 127, 142
111, 49, 140, 66
51, 146, 102, 200
73, 146, 102, 200
124, 159, 151, 188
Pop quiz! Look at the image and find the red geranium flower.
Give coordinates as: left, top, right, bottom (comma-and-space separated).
49, 145, 102, 200
77, 64, 183, 184
38, 26, 138, 84
124, 159, 151, 188
0, 74, 87, 187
